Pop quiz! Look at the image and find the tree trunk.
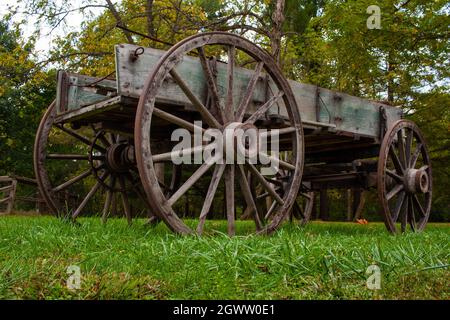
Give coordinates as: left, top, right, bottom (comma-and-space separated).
270, 0, 285, 65
146, 0, 155, 37
387, 51, 395, 104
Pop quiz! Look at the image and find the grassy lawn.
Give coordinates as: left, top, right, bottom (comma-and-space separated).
0, 215, 448, 300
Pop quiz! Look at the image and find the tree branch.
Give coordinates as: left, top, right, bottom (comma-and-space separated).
105, 0, 135, 44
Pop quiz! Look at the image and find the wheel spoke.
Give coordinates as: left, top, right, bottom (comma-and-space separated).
108, 132, 117, 144
405, 128, 413, 168
258, 151, 295, 171
386, 169, 403, 183
52, 170, 92, 192
401, 194, 409, 233
391, 191, 405, 221
397, 129, 407, 168
55, 124, 106, 153
118, 176, 132, 225
101, 176, 115, 224
72, 172, 108, 219
264, 201, 277, 220
111, 192, 117, 216
47, 154, 101, 160
389, 146, 404, 174
224, 165, 235, 236
152, 143, 216, 163
293, 201, 305, 219
169, 69, 221, 129
409, 195, 416, 231
97, 131, 112, 148
236, 61, 264, 122
197, 164, 226, 234
256, 187, 282, 200
124, 173, 145, 199
125, 173, 158, 219
412, 194, 426, 217
245, 91, 284, 125
225, 45, 235, 122
237, 164, 263, 230
386, 183, 404, 201
153, 107, 206, 134
197, 47, 225, 123
246, 162, 284, 205
168, 161, 214, 206
410, 143, 423, 169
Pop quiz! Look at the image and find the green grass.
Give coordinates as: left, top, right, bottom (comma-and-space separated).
0, 215, 448, 299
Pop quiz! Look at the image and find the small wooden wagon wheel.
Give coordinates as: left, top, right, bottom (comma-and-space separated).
377, 120, 432, 233
33, 101, 162, 223
261, 151, 313, 225
135, 32, 304, 235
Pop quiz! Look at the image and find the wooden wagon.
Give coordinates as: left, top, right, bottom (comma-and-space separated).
34, 32, 432, 234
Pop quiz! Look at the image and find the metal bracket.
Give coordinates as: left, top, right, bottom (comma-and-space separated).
379, 106, 388, 140
315, 86, 320, 122
129, 47, 145, 63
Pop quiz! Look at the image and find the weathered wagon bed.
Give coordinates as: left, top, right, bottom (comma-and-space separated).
34, 32, 431, 235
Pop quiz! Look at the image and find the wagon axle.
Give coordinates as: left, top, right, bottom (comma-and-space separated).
103, 143, 136, 173
404, 168, 429, 194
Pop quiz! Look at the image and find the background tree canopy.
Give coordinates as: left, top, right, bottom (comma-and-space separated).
0, 0, 448, 219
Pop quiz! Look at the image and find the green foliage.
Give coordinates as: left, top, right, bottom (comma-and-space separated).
48, 0, 207, 76
0, 20, 56, 177
0, 217, 448, 299
410, 90, 450, 218
298, 0, 449, 217
299, 0, 449, 97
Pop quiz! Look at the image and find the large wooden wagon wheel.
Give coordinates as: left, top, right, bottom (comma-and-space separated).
33, 101, 166, 223
135, 32, 304, 235
378, 120, 432, 233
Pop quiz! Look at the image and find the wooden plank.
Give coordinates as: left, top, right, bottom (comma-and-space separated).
0, 197, 11, 205
0, 185, 13, 193
0, 177, 16, 214
115, 44, 401, 138
115, 44, 267, 116
317, 88, 402, 138
56, 71, 117, 114
10, 175, 37, 186
55, 43, 402, 140
55, 96, 122, 123
224, 165, 235, 236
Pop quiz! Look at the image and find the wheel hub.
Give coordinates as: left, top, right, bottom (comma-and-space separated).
223, 122, 259, 163
404, 168, 429, 194
105, 143, 135, 173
